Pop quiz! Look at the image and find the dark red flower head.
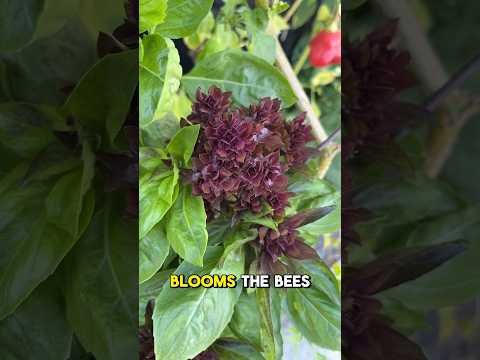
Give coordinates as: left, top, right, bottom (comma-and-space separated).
189, 86, 315, 218
257, 207, 334, 273
188, 87, 232, 126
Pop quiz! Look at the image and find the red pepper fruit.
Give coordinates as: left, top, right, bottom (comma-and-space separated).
309, 30, 341, 68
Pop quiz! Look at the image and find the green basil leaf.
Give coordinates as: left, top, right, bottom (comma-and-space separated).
139, 166, 179, 238
140, 35, 182, 128
291, 0, 318, 29
156, 0, 214, 39
183, 49, 296, 108
64, 50, 137, 145
166, 184, 208, 266
0, 103, 56, 158
166, 124, 200, 166
142, 112, 180, 148
197, 24, 241, 61
270, 287, 283, 360
355, 176, 460, 225
289, 258, 340, 305
0, 21, 95, 105
241, 212, 278, 230
213, 340, 264, 360
207, 217, 233, 245
65, 196, 137, 359
248, 32, 276, 64
229, 292, 262, 350
382, 208, 480, 309
184, 11, 215, 50
0, 146, 93, 319
297, 203, 340, 244
0, 0, 44, 52
286, 177, 338, 216
46, 141, 95, 238
140, 221, 170, 284
256, 288, 276, 360
286, 259, 340, 350
220, 228, 258, 265
153, 246, 244, 360
0, 277, 72, 359
140, 0, 167, 32
139, 270, 172, 325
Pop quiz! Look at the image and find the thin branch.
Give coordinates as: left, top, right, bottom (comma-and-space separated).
318, 144, 340, 179
372, 0, 478, 178
318, 127, 340, 151
275, 40, 328, 141
284, 0, 304, 23
294, 46, 310, 74
424, 52, 480, 111
372, 0, 448, 93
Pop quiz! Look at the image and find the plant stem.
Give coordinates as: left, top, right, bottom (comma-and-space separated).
275, 40, 328, 141
293, 46, 310, 74
318, 127, 341, 150
424, 52, 480, 111
318, 144, 340, 179
372, 0, 474, 178
284, 0, 304, 23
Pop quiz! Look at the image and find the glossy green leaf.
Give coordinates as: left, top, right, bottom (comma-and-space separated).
289, 259, 340, 305
142, 112, 180, 147
156, 0, 214, 38
286, 177, 338, 216
64, 50, 138, 145
153, 246, 244, 360
286, 259, 340, 350
140, 221, 170, 284
248, 32, 276, 64
229, 292, 262, 350
213, 340, 264, 360
183, 50, 296, 108
166, 124, 200, 166
270, 287, 283, 360
65, 196, 137, 360
0, 278, 72, 359
139, 166, 179, 238
297, 204, 340, 244
220, 228, 258, 265
166, 184, 208, 266
140, 0, 167, 32
241, 212, 278, 230
197, 24, 242, 61
140, 34, 182, 128
184, 11, 215, 49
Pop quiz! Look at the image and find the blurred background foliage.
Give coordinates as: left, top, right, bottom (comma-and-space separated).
345, 1, 480, 359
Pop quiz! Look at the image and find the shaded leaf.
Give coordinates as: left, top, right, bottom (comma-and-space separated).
0, 277, 72, 359
65, 196, 138, 360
